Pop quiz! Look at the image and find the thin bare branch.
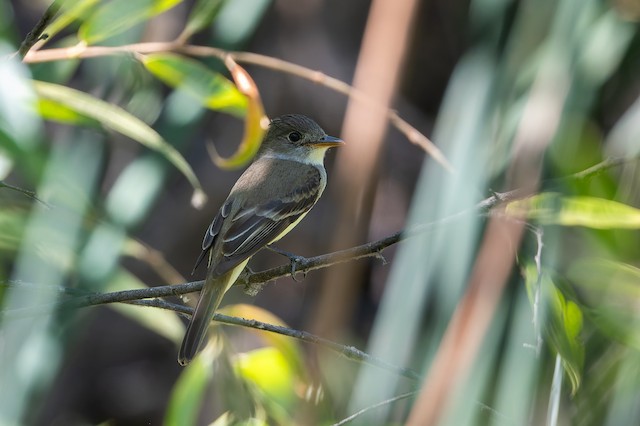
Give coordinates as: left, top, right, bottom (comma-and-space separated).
1, 157, 622, 317
0, 157, 630, 395
2, 287, 421, 381
0, 180, 51, 208
22, 42, 450, 170
568, 156, 630, 180
0, 184, 573, 321
332, 391, 419, 426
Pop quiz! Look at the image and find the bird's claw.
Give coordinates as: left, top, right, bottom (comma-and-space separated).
288, 255, 307, 282
267, 245, 308, 282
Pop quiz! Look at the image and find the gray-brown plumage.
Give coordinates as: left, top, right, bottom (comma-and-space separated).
178, 114, 343, 365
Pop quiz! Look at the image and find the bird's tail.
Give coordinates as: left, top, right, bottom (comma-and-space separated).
178, 268, 234, 366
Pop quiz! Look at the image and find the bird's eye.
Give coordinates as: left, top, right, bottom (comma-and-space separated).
288, 131, 302, 142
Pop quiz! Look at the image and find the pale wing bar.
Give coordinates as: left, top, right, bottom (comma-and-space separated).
212, 190, 320, 276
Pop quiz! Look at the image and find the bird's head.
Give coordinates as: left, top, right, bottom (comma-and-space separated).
259, 114, 343, 164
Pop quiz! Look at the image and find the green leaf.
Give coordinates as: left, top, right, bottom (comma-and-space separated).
223, 304, 304, 378
506, 193, 640, 228
165, 349, 215, 426
522, 262, 540, 306
105, 269, 185, 343
78, 0, 183, 44
142, 53, 247, 116
181, 0, 226, 40
32, 80, 205, 204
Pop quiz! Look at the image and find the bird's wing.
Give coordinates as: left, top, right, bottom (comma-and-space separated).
191, 200, 232, 274
212, 182, 321, 276
192, 167, 323, 277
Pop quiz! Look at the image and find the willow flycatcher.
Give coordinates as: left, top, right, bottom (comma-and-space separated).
178, 114, 343, 365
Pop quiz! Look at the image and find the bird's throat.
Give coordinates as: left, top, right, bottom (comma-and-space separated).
262, 148, 329, 166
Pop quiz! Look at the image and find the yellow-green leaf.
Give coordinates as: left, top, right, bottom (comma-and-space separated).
78, 0, 183, 44
32, 80, 205, 204
36, 98, 99, 126
105, 269, 185, 343
234, 347, 296, 407
222, 304, 304, 378
506, 192, 640, 228
142, 53, 247, 116
564, 300, 583, 341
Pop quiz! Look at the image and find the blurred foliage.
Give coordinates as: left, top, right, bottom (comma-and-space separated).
142, 53, 248, 116
78, 0, 183, 44
0, 0, 639, 425
524, 263, 584, 395
167, 305, 311, 425
506, 192, 640, 228
33, 79, 206, 200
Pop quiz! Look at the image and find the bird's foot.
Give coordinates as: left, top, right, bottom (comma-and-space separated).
267, 245, 307, 282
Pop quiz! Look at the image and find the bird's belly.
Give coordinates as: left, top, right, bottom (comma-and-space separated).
224, 258, 251, 293
269, 211, 310, 244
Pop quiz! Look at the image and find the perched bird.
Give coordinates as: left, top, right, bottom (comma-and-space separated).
178, 114, 343, 365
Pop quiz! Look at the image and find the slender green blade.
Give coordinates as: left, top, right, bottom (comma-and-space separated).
506, 193, 640, 228
78, 0, 183, 44
32, 80, 205, 202
181, 0, 226, 40
45, 0, 100, 42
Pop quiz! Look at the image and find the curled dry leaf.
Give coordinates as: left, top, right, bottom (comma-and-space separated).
208, 56, 269, 170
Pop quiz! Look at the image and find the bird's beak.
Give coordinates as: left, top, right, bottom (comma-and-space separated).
312, 135, 344, 147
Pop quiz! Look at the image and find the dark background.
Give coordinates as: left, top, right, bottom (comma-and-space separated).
2, 0, 640, 424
